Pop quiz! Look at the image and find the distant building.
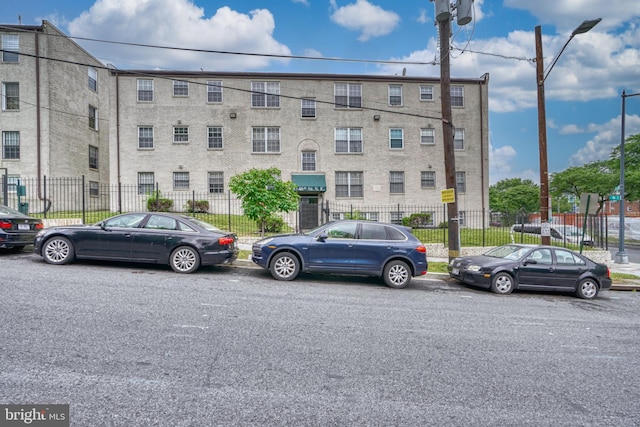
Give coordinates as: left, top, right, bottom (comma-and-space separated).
1, 21, 490, 228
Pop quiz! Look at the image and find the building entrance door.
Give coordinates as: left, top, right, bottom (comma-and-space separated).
299, 196, 319, 230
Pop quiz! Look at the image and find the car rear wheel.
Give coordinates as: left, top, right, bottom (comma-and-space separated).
170, 246, 200, 273
270, 252, 300, 281
490, 272, 514, 295
576, 278, 599, 299
43, 236, 75, 265
383, 260, 411, 289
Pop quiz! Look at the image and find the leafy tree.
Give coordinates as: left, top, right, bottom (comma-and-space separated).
608, 134, 640, 201
549, 161, 617, 215
229, 168, 300, 235
489, 178, 540, 214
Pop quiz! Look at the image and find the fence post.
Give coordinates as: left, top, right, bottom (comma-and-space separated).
443, 204, 446, 245
155, 183, 160, 211
43, 176, 48, 219
482, 208, 486, 247
82, 175, 86, 224
228, 190, 232, 232
191, 190, 196, 216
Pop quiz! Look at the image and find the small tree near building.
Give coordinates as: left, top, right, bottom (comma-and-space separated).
229, 168, 300, 235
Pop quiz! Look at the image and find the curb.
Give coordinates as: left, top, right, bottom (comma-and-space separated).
231, 259, 640, 291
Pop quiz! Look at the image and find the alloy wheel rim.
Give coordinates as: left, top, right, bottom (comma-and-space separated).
46, 240, 68, 262
275, 257, 295, 277
174, 249, 196, 272
389, 265, 408, 285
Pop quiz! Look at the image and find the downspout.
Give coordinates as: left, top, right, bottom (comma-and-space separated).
35, 28, 41, 197
479, 73, 488, 212
116, 72, 122, 212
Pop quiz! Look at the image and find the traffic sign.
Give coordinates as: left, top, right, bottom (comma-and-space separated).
441, 188, 455, 204
609, 195, 621, 201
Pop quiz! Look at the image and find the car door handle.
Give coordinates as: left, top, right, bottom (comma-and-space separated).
123, 233, 132, 238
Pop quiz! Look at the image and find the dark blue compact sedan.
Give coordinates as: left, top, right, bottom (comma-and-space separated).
252, 220, 428, 288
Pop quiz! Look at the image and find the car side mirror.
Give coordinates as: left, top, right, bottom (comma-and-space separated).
316, 233, 328, 242
524, 258, 537, 265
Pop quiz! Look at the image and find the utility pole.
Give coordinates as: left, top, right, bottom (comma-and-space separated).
438, 16, 460, 260
433, 0, 471, 260
535, 25, 551, 245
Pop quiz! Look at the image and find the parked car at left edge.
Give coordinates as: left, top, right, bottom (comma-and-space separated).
448, 244, 611, 299
252, 220, 428, 288
0, 204, 43, 252
33, 212, 238, 273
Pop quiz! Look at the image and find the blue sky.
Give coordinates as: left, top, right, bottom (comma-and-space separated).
2, 0, 639, 185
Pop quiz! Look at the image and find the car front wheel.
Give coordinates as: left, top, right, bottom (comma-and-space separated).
576, 278, 599, 299
270, 252, 300, 281
170, 246, 200, 273
383, 260, 411, 289
490, 272, 514, 295
43, 236, 75, 265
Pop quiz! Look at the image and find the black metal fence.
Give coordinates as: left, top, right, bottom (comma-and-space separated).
0, 175, 625, 247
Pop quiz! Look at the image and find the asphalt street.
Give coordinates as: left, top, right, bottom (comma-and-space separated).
1, 252, 639, 426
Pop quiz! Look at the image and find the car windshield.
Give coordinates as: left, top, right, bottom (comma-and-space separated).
484, 245, 530, 260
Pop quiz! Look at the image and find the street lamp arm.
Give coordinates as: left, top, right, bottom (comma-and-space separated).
543, 35, 575, 82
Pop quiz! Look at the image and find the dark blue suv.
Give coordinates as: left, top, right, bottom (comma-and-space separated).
252, 220, 428, 288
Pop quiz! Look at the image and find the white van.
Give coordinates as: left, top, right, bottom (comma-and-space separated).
511, 223, 594, 246
605, 217, 640, 241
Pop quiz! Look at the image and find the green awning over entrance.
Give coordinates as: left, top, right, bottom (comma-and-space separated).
291, 174, 326, 192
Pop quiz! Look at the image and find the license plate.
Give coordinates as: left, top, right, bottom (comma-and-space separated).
452, 268, 459, 275
18, 224, 30, 230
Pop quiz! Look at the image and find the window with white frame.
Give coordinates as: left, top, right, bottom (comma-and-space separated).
422, 211, 436, 227
2, 82, 19, 110
251, 81, 280, 108
335, 171, 363, 197
208, 171, 224, 193
138, 127, 153, 149
389, 171, 404, 193
335, 128, 362, 153
301, 151, 316, 171
89, 145, 99, 169
420, 128, 435, 145
173, 172, 190, 190
421, 171, 436, 188
207, 127, 223, 149
451, 86, 464, 107
332, 211, 379, 221
173, 80, 188, 96
334, 83, 362, 109
89, 105, 98, 130
138, 172, 155, 194
454, 128, 465, 150
390, 211, 404, 225
2, 131, 19, 159
458, 211, 466, 226
88, 67, 97, 91
389, 128, 404, 149
89, 181, 99, 197
2, 35, 19, 63
301, 98, 316, 118
137, 79, 153, 102
389, 84, 403, 106
252, 127, 280, 153
207, 81, 222, 103
420, 85, 434, 101
173, 126, 189, 143
6, 175, 20, 193
456, 171, 466, 194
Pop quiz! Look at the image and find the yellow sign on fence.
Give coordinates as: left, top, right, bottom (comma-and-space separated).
441, 188, 455, 204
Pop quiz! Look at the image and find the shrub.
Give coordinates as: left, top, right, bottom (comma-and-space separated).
262, 216, 285, 233
402, 213, 433, 229
147, 194, 173, 212
185, 200, 210, 213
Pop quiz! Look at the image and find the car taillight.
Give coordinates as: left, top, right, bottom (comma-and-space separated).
218, 236, 235, 246
416, 245, 427, 253
0, 221, 12, 229
35, 223, 44, 230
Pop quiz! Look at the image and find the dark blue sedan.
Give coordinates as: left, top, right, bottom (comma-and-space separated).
252, 220, 428, 288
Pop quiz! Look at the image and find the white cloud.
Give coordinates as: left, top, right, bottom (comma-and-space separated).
570, 114, 640, 165
67, 0, 291, 70
330, 0, 400, 41
504, 0, 640, 32
489, 143, 537, 184
417, 9, 428, 25
292, 0, 310, 5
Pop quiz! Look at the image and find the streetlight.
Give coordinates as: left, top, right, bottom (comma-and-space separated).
536, 18, 601, 245
615, 90, 640, 264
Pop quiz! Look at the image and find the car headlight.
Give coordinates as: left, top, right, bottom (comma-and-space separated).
256, 237, 274, 246
466, 264, 482, 272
